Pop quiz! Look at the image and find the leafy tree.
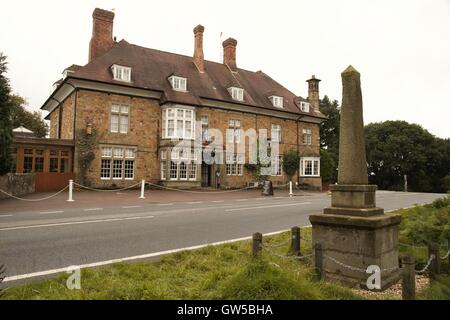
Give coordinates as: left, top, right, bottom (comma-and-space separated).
319, 95, 340, 181
282, 150, 299, 181
10, 94, 48, 137
441, 173, 450, 193
0, 53, 12, 174
365, 121, 449, 192
320, 149, 336, 183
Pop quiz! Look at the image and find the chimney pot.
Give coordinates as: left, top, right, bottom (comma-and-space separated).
222, 37, 238, 71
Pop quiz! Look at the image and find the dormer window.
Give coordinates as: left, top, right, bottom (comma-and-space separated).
169, 76, 187, 91
111, 64, 132, 82
269, 96, 283, 108
300, 102, 310, 112
228, 87, 244, 102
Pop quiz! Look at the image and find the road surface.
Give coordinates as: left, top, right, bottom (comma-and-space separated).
0, 190, 445, 285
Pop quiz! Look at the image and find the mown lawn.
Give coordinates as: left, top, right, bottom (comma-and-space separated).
1, 196, 449, 300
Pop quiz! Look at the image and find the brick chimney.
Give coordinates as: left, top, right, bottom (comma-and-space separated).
222, 38, 238, 71
193, 25, 205, 73
89, 8, 115, 62
306, 75, 321, 111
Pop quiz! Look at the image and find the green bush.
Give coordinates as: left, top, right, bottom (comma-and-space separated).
219, 259, 321, 300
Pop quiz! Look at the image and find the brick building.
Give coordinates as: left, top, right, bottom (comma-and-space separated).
41, 8, 326, 189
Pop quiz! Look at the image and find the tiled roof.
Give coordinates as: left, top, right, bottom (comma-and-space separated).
70, 40, 325, 118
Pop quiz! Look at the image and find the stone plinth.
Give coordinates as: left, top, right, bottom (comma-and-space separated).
324, 184, 383, 217
309, 213, 401, 290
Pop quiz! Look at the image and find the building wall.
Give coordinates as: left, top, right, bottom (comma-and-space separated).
73, 89, 161, 188
49, 89, 322, 190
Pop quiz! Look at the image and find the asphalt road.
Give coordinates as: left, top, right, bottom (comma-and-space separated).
0, 191, 445, 285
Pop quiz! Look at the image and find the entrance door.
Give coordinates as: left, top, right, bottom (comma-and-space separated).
201, 163, 211, 187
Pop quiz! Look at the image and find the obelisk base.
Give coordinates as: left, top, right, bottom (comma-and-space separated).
309, 213, 401, 290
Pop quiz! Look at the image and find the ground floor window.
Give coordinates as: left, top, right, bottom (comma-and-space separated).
100, 146, 136, 180
161, 162, 167, 180
164, 160, 197, 181
226, 153, 244, 176
271, 155, 282, 176
300, 157, 320, 177
20, 148, 69, 174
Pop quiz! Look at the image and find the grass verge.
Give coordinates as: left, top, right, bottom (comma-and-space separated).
1, 196, 449, 300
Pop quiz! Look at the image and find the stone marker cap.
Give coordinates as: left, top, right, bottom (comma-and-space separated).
342, 65, 360, 75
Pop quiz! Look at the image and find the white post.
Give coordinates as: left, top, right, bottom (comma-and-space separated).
67, 180, 74, 202
289, 181, 293, 197
139, 179, 146, 199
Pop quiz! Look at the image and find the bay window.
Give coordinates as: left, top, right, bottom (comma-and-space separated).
162, 107, 195, 139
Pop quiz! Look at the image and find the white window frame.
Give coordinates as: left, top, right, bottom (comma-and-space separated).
111, 65, 132, 82
226, 153, 244, 176
271, 124, 281, 142
300, 102, 310, 112
270, 96, 283, 108
300, 157, 320, 177
100, 146, 136, 180
228, 87, 244, 102
303, 128, 312, 145
162, 107, 195, 139
271, 155, 282, 176
169, 76, 187, 92
227, 119, 241, 143
161, 162, 167, 180
188, 161, 197, 180
170, 161, 178, 180
110, 104, 129, 134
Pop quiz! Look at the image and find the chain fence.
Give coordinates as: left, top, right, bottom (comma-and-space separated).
73, 181, 141, 192
145, 181, 259, 194
0, 185, 68, 202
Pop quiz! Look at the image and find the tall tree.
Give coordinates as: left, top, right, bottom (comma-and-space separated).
365, 121, 449, 193
319, 95, 340, 181
10, 94, 48, 137
0, 53, 12, 174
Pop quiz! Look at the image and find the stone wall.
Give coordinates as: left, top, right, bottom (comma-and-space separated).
49, 89, 323, 190
0, 173, 35, 200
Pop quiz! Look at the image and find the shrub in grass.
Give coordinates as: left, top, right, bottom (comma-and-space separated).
219, 258, 323, 300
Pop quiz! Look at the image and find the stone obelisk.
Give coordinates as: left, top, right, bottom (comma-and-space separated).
309, 66, 401, 290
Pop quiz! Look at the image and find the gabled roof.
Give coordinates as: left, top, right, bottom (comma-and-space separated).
56, 40, 325, 119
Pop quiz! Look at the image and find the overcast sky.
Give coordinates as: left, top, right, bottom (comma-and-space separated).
1, 0, 449, 138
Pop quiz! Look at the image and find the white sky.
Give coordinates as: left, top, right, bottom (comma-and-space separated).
1, 0, 449, 138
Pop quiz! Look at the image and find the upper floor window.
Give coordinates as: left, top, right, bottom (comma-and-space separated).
271, 124, 281, 142
201, 115, 211, 143
162, 107, 195, 139
300, 102, 310, 112
228, 87, 244, 102
270, 96, 283, 108
110, 104, 129, 134
300, 157, 320, 177
111, 65, 132, 82
227, 119, 241, 143
303, 128, 312, 145
169, 76, 187, 91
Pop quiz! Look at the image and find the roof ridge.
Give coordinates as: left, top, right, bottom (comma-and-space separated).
123, 40, 263, 75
